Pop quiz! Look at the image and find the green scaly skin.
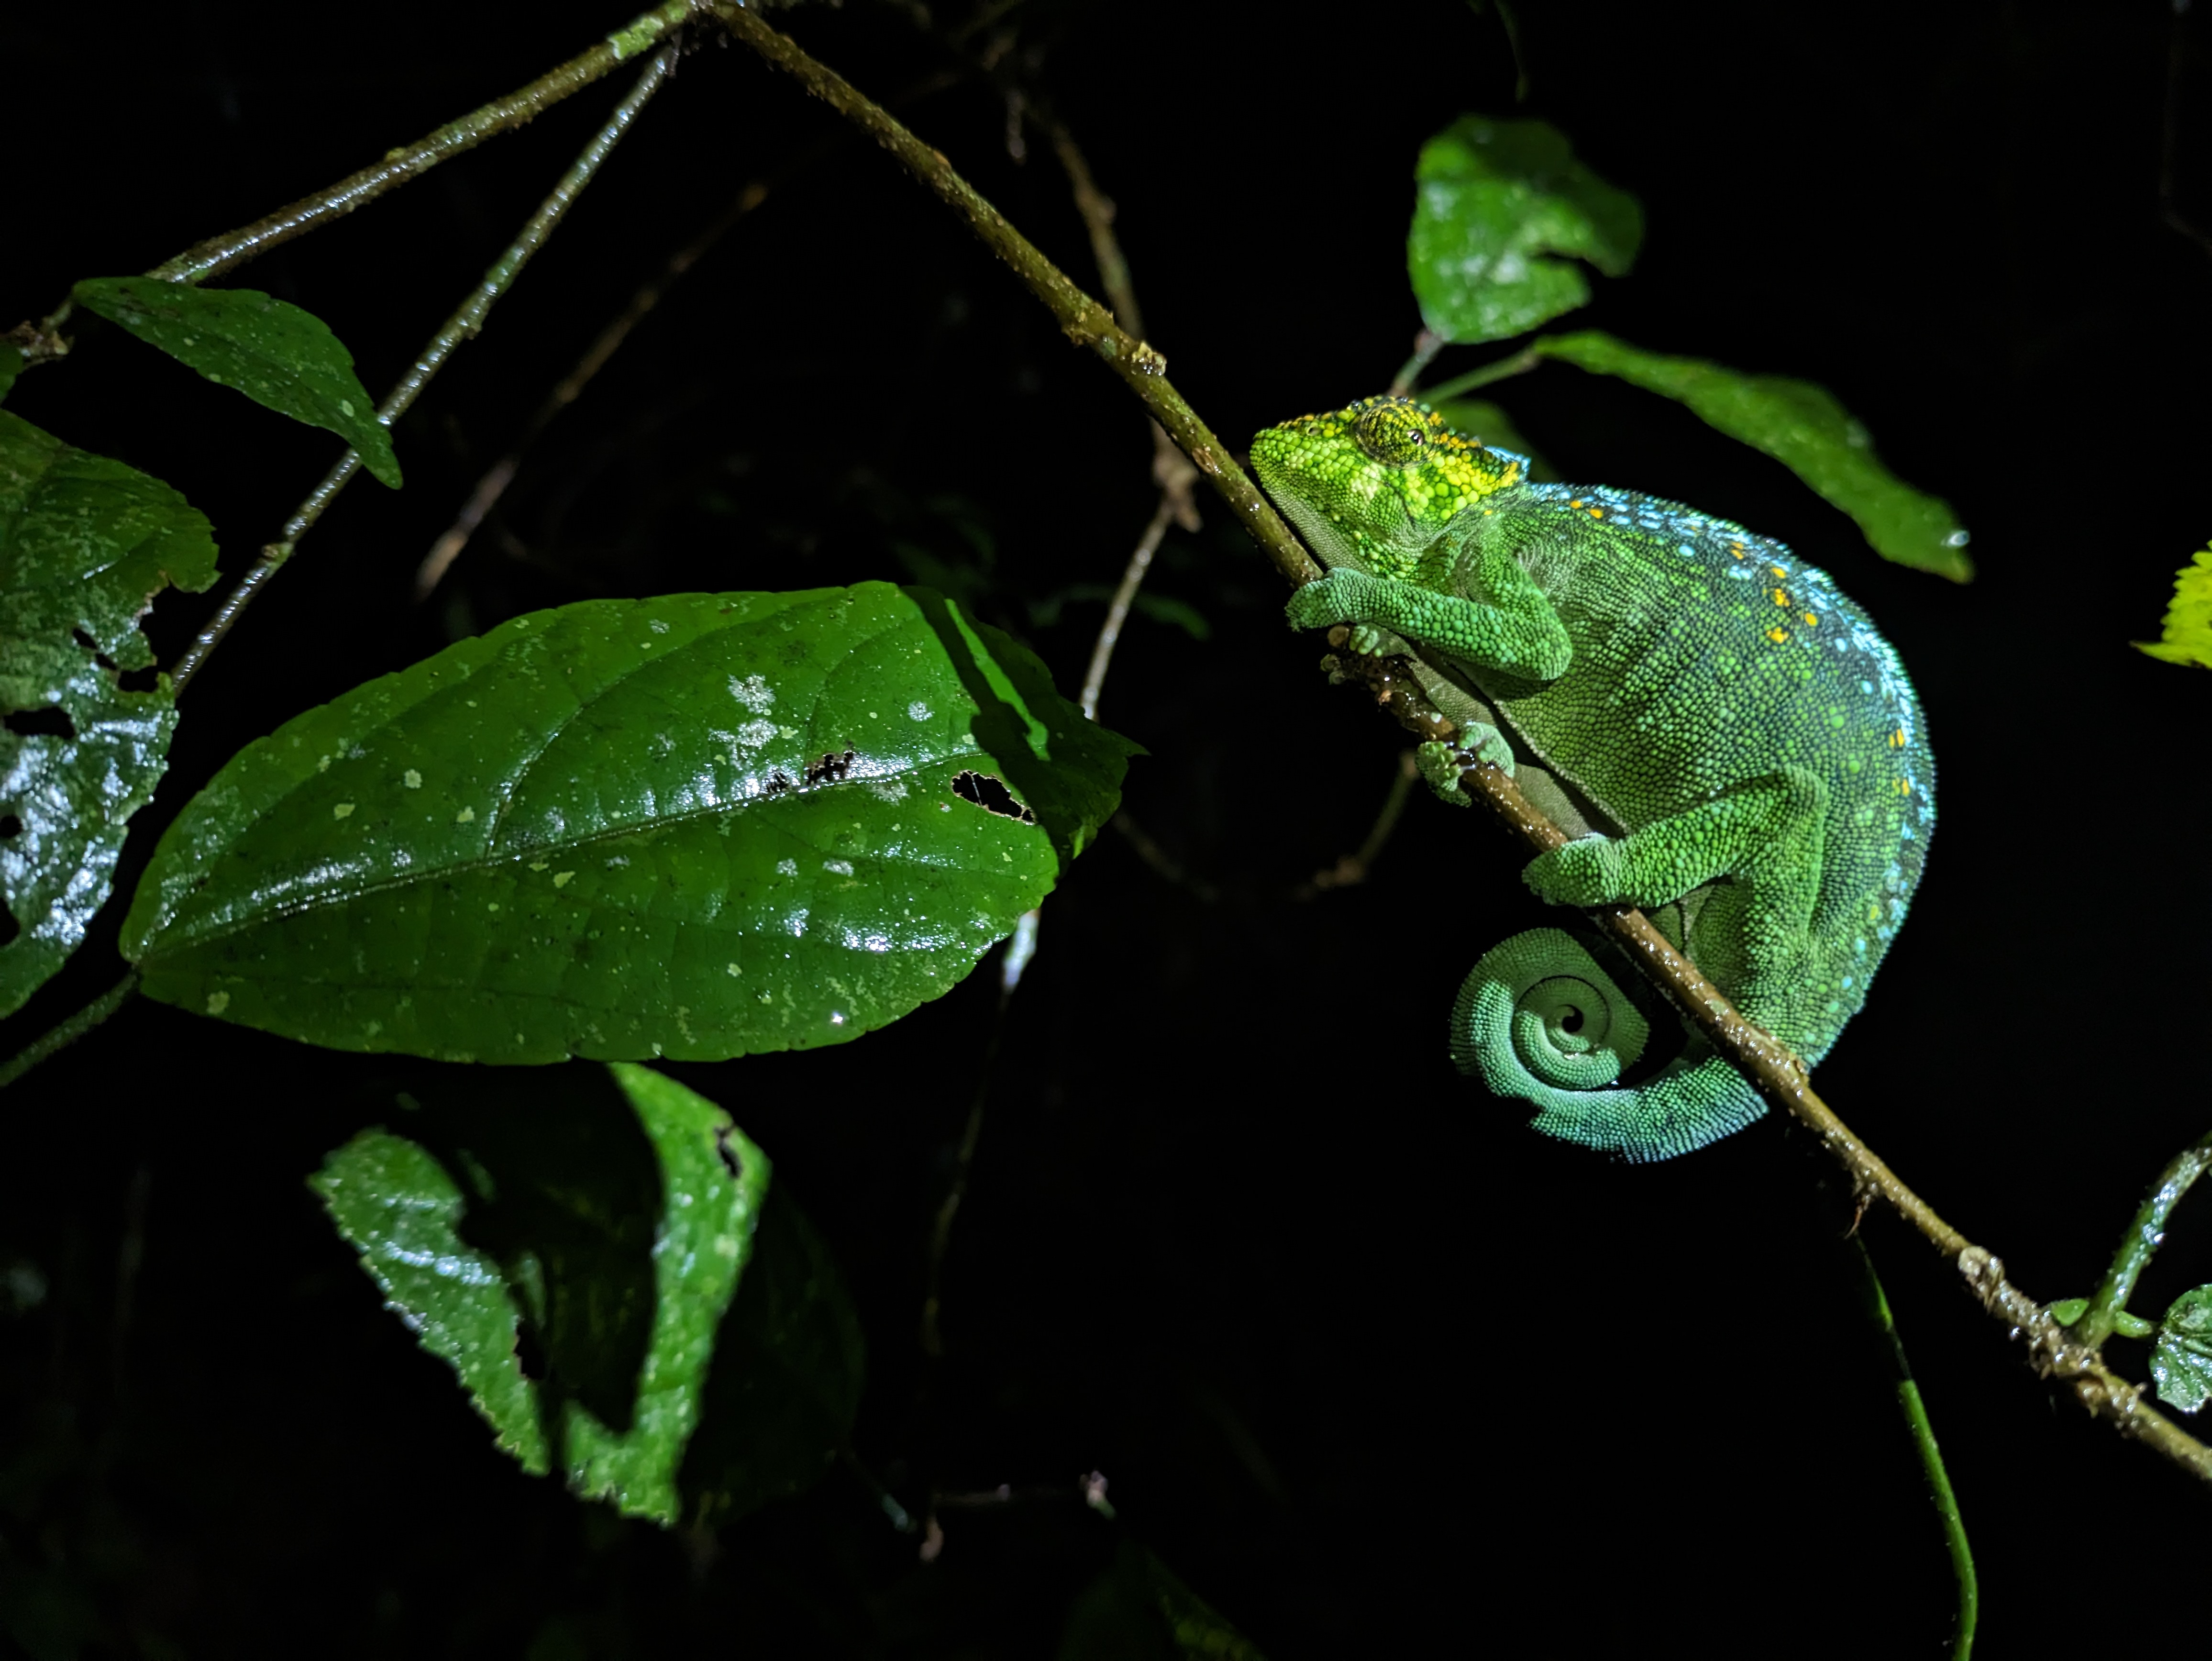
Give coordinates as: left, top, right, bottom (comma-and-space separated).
1251, 397, 1933, 1161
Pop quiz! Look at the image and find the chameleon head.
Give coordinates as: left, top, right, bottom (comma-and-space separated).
1249, 397, 1526, 574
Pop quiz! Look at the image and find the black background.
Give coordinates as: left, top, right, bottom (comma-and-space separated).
3, 0, 2210, 1654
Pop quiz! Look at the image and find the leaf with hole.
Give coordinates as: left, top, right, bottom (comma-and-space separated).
1531, 331, 1973, 582
312, 1062, 857, 1523
1408, 116, 1642, 346
0, 411, 220, 1017
122, 583, 1137, 1060
2151, 1285, 2212, 1414
71, 277, 401, 487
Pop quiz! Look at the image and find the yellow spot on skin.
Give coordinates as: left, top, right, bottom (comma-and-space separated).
1771, 588, 1790, 606
1769, 564, 1787, 578
207, 990, 230, 1015
332, 802, 355, 820
1896, 778, 1913, 796
1587, 507, 1604, 519
1766, 626, 1790, 643
1890, 728, 1908, 748
1729, 546, 1747, 560
1803, 613, 1820, 628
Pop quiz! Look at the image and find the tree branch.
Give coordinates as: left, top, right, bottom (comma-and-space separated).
711, 1, 2212, 1488
147, 1, 698, 287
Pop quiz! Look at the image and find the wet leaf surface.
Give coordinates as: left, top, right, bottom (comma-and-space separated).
0, 411, 219, 1016
124, 584, 1136, 1061
2151, 1285, 2212, 1414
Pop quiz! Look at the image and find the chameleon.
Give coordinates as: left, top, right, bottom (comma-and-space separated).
1249, 397, 1933, 1161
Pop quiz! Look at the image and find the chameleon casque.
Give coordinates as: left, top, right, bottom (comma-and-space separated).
1250, 398, 1933, 1161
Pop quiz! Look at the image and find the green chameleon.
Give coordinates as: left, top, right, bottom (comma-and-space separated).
1250, 398, 1933, 1161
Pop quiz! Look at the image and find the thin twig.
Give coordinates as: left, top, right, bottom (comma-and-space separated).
416, 66, 965, 601
1388, 330, 1445, 398
713, 2, 1318, 593
1295, 750, 1420, 898
1416, 345, 1541, 405
2079, 1128, 2212, 1350
719, 1, 2212, 1489
146, 1, 697, 287
169, 43, 678, 694
0, 970, 139, 1092
1851, 1236, 1977, 1660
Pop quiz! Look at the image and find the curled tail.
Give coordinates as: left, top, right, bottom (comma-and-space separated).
1449, 927, 1765, 1163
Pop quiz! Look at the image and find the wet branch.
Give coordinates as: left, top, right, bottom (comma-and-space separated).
717, 1, 2212, 1490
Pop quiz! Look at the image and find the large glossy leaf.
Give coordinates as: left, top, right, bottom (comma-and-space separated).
0, 412, 220, 1017
123, 583, 1136, 1061
1532, 331, 1973, 582
70, 277, 400, 488
313, 1063, 852, 1523
1408, 116, 1642, 346
2152, 1285, 2212, 1414
2135, 545, 2212, 669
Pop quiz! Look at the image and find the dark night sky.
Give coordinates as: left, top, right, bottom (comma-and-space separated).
3, 1, 2210, 1654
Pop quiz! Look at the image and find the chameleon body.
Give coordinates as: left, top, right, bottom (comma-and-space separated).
1250, 398, 1932, 1161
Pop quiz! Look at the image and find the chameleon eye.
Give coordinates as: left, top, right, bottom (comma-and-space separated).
1352, 401, 1430, 466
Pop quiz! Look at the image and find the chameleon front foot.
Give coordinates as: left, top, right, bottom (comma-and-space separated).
1417, 732, 1512, 805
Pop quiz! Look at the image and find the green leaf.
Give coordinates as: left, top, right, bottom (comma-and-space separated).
1408, 116, 1643, 346
123, 584, 1137, 1062
2048, 1297, 2089, 1327
1425, 398, 1560, 481
0, 412, 220, 1017
309, 1127, 553, 1477
2151, 1285, 2212, 1414
2135, 545, 2212, 669
70, 277, 401, 488
1060, 1541, 1267, 1661
0, 346, 18, 405
312, 1062, 858, 1524
1531, 331, 1973, 582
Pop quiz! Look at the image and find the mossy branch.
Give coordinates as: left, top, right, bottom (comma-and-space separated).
710, 0, 2212, 1488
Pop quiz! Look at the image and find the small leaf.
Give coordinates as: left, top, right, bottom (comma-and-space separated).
1426, 398, 1560, 481
123, 584, 1138, 1062
2048, 1297, 2089, 1327
1532, 331, 1972, 582
1060, 1541, 1268, 1661
309, 1127, 553, 1476
0, 411, 220, 1017
70, 277, 401, 488
2135, 545, 2212, 669
1408, 116, 1643, 346
313, 1063, 854, 1524
2151, 1285, 2212, 1414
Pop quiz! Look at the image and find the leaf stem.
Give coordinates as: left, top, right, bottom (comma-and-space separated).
1388, 329, 1445, 398
169, 41, 678, 694
1416, 345, 1541, 404
146, 2, 697, 287
1851, 1236, 1977, 1659
2077, 1128, 2212, 1349
0, 970, 141, 1093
